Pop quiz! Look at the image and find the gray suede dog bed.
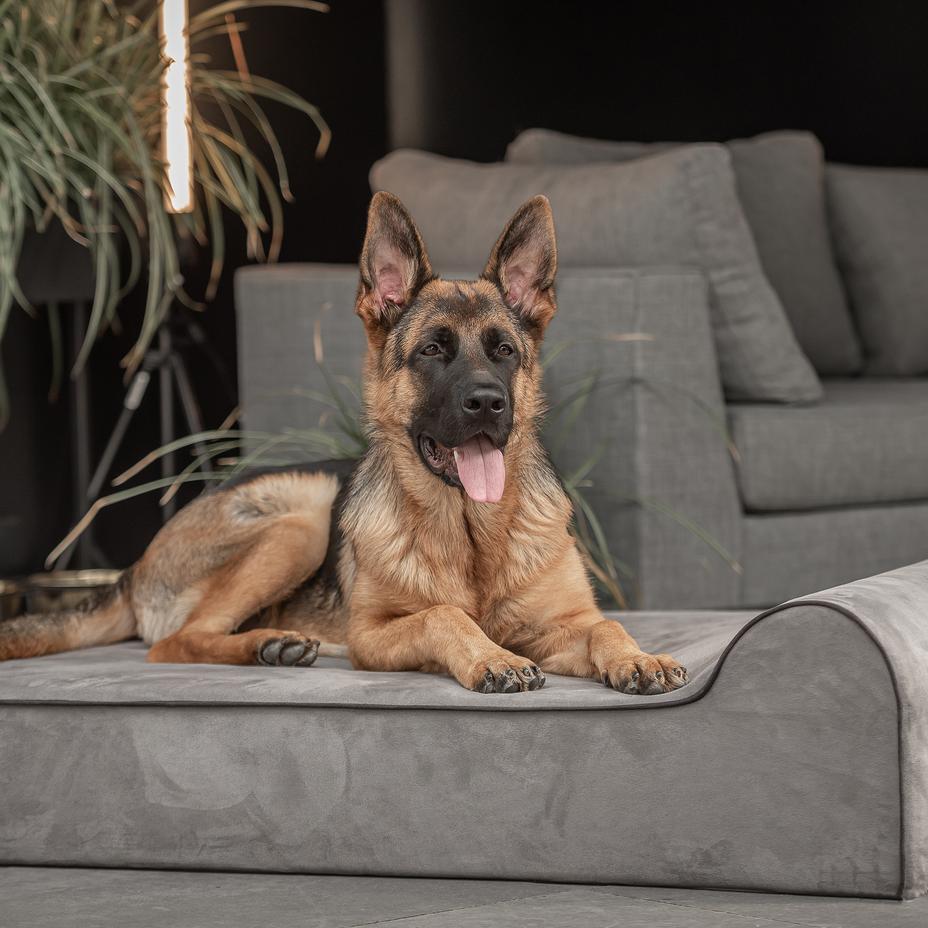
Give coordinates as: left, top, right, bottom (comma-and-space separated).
2, 562, 928, 899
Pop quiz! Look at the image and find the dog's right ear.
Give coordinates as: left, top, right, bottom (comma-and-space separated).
356, 192, 433, 334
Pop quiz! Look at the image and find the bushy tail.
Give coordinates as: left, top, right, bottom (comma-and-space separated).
0, 571, 136, 662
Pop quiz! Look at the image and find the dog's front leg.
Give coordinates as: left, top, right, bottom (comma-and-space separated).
348, 606, 545, 693
586, 618, 689, 694
517, 613, 688, 695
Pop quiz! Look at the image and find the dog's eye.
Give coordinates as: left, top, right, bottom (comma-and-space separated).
420, 343, 442, 356
496, 343, 514, 358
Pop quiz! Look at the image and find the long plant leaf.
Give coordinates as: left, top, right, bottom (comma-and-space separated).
0, 0, 328, 425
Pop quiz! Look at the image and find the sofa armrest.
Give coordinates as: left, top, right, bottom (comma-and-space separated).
545, 267, 742, 608
773, 559, 928, 898
235, 264, 366, 440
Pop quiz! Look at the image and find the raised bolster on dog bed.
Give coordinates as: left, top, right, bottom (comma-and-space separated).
1, 560, 927, 897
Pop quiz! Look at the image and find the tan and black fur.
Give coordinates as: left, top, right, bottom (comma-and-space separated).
0, 193, 688, 696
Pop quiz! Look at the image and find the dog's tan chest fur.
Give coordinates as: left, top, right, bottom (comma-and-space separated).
344, 452, 577, 637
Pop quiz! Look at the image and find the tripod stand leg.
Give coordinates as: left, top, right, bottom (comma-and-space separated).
57, 311, 226, 568
87, 372, 152, 504
159, 327, 176, 521
68, 301, 93, 569
58, 368, 152, 571
171, 353, 212, 472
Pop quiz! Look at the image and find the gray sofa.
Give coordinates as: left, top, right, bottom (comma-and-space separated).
236, 129, 928, 609
3, 560, 928, 899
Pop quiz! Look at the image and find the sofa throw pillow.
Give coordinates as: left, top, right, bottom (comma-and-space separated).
506, 128, 862, 375
371, 146, 822, 403
827, 164, 928, 376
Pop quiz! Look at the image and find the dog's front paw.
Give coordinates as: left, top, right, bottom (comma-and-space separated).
598, 651, 688, 695
463, 653, 546, 693
256, 632, 320, 667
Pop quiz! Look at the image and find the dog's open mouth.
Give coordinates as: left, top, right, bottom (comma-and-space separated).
418, 434, 506, 503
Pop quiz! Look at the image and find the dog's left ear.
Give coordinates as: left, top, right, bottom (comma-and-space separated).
483, 195, 557, 331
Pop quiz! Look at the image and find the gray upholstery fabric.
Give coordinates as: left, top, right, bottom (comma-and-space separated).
542, 269, 742, 609
742, 504, 928, 607
507, 128, 675, 164
827, 164, 928, 375
7, 559, 928, 897
507, 129, 861, 375
371, 147, 822, 403
730, 378, 928, 511
235, 264, 366, 438
236, 265, 743, 609
0, 612, 751, 710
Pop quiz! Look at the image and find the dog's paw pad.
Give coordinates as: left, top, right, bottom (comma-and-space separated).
258, 635, 319, 668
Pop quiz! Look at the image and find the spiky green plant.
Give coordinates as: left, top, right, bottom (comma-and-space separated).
0, 0, 329, 425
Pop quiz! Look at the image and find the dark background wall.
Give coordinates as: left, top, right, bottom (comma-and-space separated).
2, 0, 927, 573
0, 0, 387, 572
385, 0, 928, 166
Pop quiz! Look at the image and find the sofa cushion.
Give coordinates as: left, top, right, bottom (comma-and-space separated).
730, 378, 928, 511
372, 147, 821, 403
507, 129, 861, 375
0, 614, 747, 710
742, 502, 928, 607
827, 164, 928, 375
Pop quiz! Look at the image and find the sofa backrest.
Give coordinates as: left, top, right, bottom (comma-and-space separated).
371, 146, 821, 404
827, 164, 928, 377
507, 128, 862, 377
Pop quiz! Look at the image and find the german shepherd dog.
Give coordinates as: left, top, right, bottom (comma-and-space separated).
0, 193, 688, 696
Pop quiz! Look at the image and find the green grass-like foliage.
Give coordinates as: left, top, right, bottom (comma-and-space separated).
0, 0, 329, 425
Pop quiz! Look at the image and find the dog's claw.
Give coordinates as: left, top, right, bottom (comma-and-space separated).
522, 665, 545, 691
600, 652, 688, 695
477, 671, 496, 694
472, 659, 545, 694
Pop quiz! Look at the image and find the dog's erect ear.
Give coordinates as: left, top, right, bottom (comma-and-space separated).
483, 195, 557, 331
357, 192, 433, 332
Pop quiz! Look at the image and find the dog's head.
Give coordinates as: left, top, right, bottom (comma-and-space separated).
355, 191, 557, 503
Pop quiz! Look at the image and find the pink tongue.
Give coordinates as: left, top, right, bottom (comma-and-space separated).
453, 435, 506, 503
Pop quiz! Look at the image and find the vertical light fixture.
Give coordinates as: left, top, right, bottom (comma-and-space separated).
160, 0, 194, 213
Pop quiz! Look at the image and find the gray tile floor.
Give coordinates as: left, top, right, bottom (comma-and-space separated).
2, 867, 926, 928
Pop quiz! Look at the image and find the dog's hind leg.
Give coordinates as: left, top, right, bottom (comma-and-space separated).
146, 513, 329, 666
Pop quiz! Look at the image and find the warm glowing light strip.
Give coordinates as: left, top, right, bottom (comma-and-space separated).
160, 0, 193, 213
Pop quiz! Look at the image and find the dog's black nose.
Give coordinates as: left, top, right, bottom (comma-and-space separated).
462, 385, 507, 417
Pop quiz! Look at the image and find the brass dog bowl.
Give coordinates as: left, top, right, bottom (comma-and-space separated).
24, 569, 123, 615
0, 579, 24, 621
